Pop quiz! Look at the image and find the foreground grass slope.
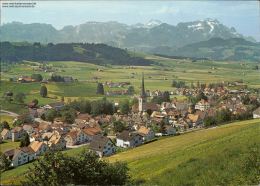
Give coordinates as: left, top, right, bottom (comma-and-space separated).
1, 119, 259, 185
108, 119, 260, 185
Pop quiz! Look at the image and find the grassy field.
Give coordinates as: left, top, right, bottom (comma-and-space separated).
1, 119, 259, 185
0, 140, 20, 152
1, 57, 259, 114
108, 119, 260, 185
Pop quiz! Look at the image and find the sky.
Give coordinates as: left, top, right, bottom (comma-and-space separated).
1, 1, 260, 41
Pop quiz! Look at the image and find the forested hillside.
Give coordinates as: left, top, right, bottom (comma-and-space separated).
0, 42, 153, 66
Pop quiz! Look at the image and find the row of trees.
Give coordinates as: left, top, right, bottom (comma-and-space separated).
204, 108, 253, 127
151, 91, 171, 104
3, 92, 26, 103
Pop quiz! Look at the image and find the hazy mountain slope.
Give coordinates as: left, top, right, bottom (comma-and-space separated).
0, 19, 254, 49
152, 38, 260, 61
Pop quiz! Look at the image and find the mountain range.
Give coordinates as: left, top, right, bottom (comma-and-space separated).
0, 19, 259, 61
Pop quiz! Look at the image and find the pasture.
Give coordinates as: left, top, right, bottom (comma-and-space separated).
1, 57, 259, 114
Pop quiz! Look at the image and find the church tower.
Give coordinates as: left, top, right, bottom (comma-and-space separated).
139, 72, 146, 112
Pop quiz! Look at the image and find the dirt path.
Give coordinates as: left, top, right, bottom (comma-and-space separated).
0, 110, 19, 117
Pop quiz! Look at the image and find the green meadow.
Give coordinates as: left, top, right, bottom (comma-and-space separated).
1, 119, 259, 185
108, 119, 260, 185
1, 56, 259, 114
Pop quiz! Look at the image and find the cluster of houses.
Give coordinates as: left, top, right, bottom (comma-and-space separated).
1, 75, 259, 168
103, 81, 130, 88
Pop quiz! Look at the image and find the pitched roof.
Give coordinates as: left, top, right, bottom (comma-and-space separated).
1, 128, 10, 136
20, 146, 35, 154
117, 130, 141, 141
66, 130, 80, 140
29, 141, 45, 152
83, 127, 101, 136
89, 135, 111, 152
138, 126, 151, 135
11, 126, 23, 133
187, 114, 200, 123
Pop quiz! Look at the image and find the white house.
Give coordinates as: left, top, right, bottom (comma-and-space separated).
195, 99, 210, 111
89, 135, 116, 157
4, 147, 36, 167
116, 130, 143, 148
253, 107, 260, 119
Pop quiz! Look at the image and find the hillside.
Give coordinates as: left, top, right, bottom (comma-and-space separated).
0, 42, 153, 66
1, 119, 259, 185
152, 38, 260, 61
109, 119, 260, 185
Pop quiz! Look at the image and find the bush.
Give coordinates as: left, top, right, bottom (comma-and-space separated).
22, 150, 129, 185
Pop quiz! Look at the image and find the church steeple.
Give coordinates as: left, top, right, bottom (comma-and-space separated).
141, 72, 146, 98
139, 72, 146, 113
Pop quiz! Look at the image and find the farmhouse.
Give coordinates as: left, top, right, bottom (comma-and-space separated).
65, 130, 87, 146
89, 135, 116, 157
253, 107, 260, 119
18, 76, 36, 83
116, 130, 143, 148
4, 147, 36, 167
1, 128, 11, 140
48, 133, 66, 150
29, 141, 49, 156
137, 126, 155, 141
11, 127, 26, 142
195, 99, 210, 111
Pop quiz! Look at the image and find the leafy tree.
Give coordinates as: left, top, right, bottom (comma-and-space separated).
119, 100, 130, 114
127, 86, 135, 95
40, 85, 48, 98
113, 121, 126, 133
159, 120, 166, 133
44, 109, 57, 122
23, 150, 129, 185
3, 91, 13, 103
162, 91, 170, 102
32, 99, 39, 106
91, 98, 114, 115
96, 83, 104, 95
13, 119, 23, 127
20, 133, 30, 147
31, 74, 43, 82
61, 108, 76, 124
196, 91, 208, 101
14, 92, 26, 103
0, 121, 10, 132
0, 152, 11, 172
204, 116, 216, 127
130, 97, 138, 106
151, 96, 164, 104
172, 80, 186, 88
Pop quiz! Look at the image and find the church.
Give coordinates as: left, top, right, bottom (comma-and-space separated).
138, 73, 159, 114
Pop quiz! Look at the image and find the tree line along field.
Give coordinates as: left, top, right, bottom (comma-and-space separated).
0, 119, 259, 185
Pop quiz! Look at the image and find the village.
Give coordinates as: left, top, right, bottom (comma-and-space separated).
0, 73, 260, 168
